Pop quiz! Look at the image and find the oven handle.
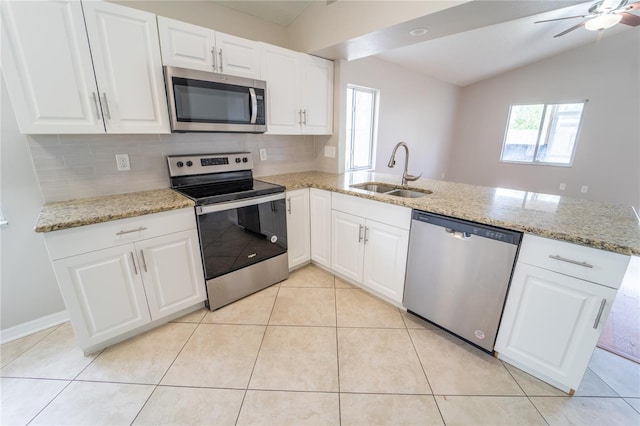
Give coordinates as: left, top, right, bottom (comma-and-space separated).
196, 192, 285, 215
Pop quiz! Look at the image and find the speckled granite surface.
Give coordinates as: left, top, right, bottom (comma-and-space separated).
259, 171, 640, 256
35, 189, 194, 233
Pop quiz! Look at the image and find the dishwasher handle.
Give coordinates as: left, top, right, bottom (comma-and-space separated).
445, 227, 471, 240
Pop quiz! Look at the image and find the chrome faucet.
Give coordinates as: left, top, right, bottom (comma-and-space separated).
387, 142, 422, 186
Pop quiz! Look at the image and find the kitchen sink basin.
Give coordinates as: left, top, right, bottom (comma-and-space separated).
349, 182, 432, 198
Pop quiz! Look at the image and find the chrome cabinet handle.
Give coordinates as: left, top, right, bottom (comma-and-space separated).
140, 250, 148, 273
302, 109, 307, 125
593, 298, 607, 329
298, 109, 303, 125
101, 93, 111, 119
116, 226, 147, 236
218, 48, 223, 73
130, 252, 138, 275
358, 224, 363, 242
92, 92, 101, 119
548, 255, 594, 269
287, 198, 292, 214
364, 226, 369, 244
212, 47, 217, 72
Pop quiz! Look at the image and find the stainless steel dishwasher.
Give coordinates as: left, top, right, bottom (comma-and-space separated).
404, 210, 522, 353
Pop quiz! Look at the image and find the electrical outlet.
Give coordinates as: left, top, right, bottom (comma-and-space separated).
115, 154, 130, 171
559, 183, 566, 191
581, 185, 588, 193
259, 148, 268, 161
324, 146, 336, 158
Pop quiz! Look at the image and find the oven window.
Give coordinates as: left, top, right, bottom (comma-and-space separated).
197, 199, 287, 279
173, 77, 251, 123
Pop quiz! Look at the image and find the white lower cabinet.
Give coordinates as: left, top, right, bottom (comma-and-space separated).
309, 189, 332, 269
286, 189, 311, 269
330, 193, 411, 304
495, 234, 630, 393
44, 209, 205, 353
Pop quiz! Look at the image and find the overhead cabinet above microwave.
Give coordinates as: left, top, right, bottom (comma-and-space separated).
1, 0, 170, 134
157, 16, 261, 80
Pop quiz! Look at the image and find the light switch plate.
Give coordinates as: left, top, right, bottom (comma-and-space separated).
115, 154, 130, 171
324, 146, 336, 158
259, 148, 268, 161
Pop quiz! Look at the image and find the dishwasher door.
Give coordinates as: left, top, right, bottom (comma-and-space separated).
404, 211, 521, 352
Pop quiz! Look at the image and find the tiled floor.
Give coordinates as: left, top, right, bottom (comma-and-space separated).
1, 264, 639, 425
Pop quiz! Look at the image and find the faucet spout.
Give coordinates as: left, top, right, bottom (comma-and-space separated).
387, 142, 422, 186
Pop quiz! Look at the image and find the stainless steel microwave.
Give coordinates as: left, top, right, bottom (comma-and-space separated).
164, 66, 267, 133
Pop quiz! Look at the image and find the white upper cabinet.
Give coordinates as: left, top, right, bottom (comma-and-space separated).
157, 16, 261, 79
82, 1, 169, 134
260, 43, 333, 135
1, 1, 104, 134
1, 0, 169, 134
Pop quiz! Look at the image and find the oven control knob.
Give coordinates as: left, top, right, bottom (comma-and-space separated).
242, 157, 248, 163
176, 161, 184, 168
186, 161, 193, 167
235, 158, 241, 163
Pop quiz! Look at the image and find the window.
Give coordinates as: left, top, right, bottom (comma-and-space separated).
346, 85, 378, 171
500, 102, 586, 166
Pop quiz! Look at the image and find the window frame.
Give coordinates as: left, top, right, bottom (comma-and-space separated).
345, 84, 379, 172
499, 100, 587, 167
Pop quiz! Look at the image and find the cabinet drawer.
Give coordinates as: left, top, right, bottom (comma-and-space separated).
517, 234, 630, 289
44, 208, 196, 260
332, 192, 411, 230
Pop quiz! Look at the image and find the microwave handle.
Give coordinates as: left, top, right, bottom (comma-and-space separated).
249, 88, 257, 124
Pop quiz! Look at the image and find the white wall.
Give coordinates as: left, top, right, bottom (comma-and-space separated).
0, 80, 66, 331
447, 30, 640, 207
331, 56, 459, 179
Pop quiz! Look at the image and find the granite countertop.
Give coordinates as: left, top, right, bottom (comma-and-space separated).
35, 189, 194, 233
259, 171, 640, 257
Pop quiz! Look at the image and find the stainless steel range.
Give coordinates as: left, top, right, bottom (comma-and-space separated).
168, 152, 288, 310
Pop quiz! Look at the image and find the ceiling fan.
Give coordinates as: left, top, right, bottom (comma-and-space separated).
535, 0, 640, 37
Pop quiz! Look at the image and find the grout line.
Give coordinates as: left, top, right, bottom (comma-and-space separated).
333, 272, 343, 426
25, 379, 74, 425
501, 359, 550, 425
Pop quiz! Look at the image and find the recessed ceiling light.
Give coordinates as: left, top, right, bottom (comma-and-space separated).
409, 28, 428, 37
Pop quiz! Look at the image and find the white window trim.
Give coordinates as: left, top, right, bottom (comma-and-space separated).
346, 84, 379, 172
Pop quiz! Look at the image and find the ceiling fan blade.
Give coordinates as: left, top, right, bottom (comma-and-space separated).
553, 21, 586, 37
534, 14, 588, 23
619, 11, 640, 25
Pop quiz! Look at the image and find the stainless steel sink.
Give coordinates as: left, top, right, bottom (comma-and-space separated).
349, 182, 432, 198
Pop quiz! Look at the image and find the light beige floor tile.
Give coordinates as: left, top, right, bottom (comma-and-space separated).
402, 311, 440, 330
0, 323, 98, 380
161, 324, 264, 388
250, 326, 338, 392
30, 381, 154, 425
1, 378, 69, 425
269, 287, 336, 326
503, 363, 567, 396
338, 328, 431, 394
334, 276, 357, 289
0, 326, 59, 368
336, 289, 404, 328
625, 398, 640, 413
237, 390, 339, 426
409, 329, 522, 395
340, 393, 443, 425
531, 396, 640, 425
77, 322, 196, 384
436, 395, 546, 425
133, 386, 244, 425
575, 368, 620, 397
588, 348, 640, 397
281, 264, 334, 288
170, 307, 208, 323
203, 286, 278, 325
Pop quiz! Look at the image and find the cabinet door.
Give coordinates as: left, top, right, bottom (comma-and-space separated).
301, 55, 333, 135
157, 16, 215, 72
0, 1, 104, 134
495, 263, 617, 391
216, 32, 261, 79
286, 189, 311, 269
82, 1, 170, 134
260, 43, 301, 135
137, 230, 206, 320
331, 211, 365, 283
362, 220, 409, 303
310, 189, 332, 268
52, 245, 151, 349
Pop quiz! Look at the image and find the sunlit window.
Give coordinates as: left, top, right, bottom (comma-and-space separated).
500, 102, 586, 166
346, 85, 378, 171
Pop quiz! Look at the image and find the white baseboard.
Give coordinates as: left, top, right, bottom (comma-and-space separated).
0, 310, 69, 344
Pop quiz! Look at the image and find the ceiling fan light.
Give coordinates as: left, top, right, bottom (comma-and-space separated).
585, 13, 622, 30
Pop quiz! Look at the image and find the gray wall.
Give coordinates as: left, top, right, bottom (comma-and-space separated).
446, 30, 640, 207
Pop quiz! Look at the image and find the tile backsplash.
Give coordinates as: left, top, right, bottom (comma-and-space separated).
28, 133, 318, 202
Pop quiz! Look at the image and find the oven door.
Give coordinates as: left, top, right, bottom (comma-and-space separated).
195, 193, 287, 281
